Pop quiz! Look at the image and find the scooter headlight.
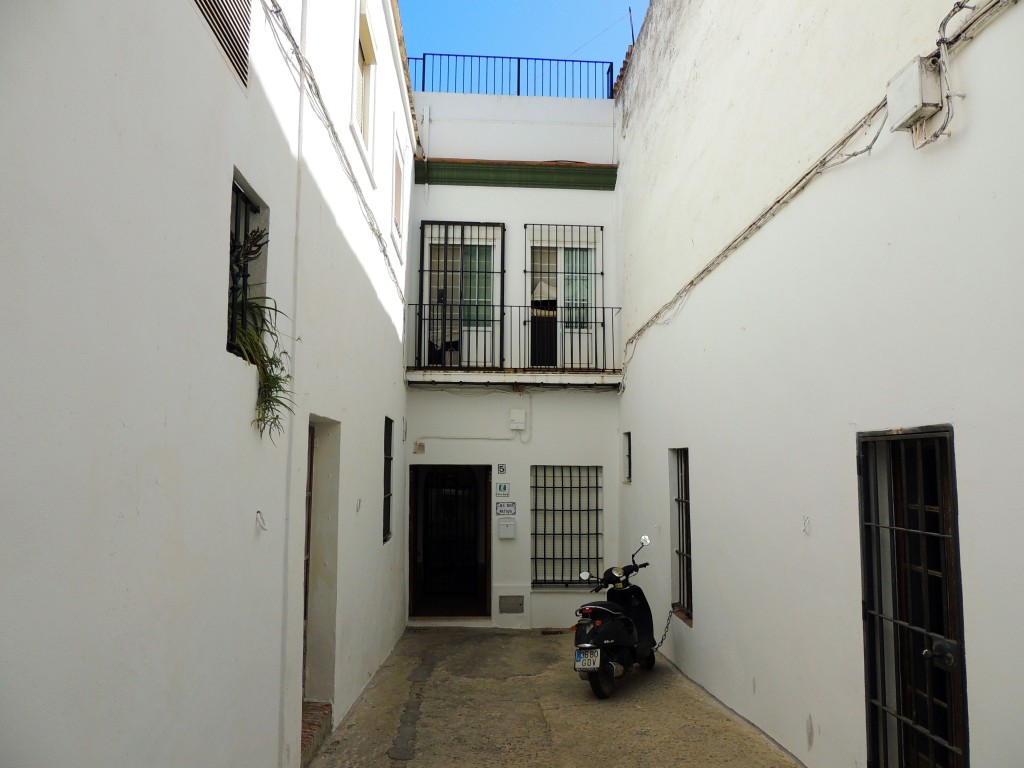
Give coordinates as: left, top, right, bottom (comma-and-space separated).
612, 566, 625, 579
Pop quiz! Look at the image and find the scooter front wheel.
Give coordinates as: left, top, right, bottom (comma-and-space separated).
588, 664, 614, 699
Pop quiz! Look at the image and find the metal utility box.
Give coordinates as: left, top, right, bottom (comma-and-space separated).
887, 56, 942, 132
498, 595, 524, 614
498, 518, 516, 539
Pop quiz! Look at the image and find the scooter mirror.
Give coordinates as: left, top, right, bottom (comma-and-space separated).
580, 571, 591, 580
640, 535, 651, 546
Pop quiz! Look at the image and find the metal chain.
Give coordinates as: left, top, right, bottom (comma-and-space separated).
654, 609, 675, 651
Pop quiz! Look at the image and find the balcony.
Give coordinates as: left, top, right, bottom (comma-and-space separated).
407, 53, 614, 99
406, 303, 622, 388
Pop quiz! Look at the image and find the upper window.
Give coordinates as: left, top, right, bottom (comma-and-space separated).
193, 0, 252, 85
392, 148, 404, 236
671, 448, 692, 621
417, 222, 504, 369
530, 465, 603, 586
525, 224, 604, 368
353, 10, 376, 149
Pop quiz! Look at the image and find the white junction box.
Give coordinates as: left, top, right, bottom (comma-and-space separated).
509, 408, 526, 431
887, 56, 942, 132
498, 518, 516, 539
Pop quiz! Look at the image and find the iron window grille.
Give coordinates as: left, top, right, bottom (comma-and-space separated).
193, 0, 251, 84
525, 224, 605, 368
416, 222, 505, 368
623, 432, 632, 483
227, 182, 265, 357
530, 465, 603, 586
383, 417, 394, 543
672, 448, 692, 619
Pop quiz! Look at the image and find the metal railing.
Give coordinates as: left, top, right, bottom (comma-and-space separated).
408, 54, 614, 99
409, 304, 621, 373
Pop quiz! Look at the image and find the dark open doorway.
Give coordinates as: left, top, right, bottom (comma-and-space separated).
410, 465, 491, 617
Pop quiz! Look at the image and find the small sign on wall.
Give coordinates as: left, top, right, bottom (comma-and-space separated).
496, 482, 510, 497
497, 464, 507, 474
496, 502, 516, 516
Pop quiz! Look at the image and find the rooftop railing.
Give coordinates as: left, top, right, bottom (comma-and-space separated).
408, 54, 614, 99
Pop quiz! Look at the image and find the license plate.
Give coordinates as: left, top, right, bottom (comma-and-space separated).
574, 648, 600, 671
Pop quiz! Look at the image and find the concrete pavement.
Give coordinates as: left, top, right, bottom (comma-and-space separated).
310, 627, 801, 768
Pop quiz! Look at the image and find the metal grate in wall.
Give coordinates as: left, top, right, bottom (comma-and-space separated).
530, 465, 603, 586
194, 0, 251, 85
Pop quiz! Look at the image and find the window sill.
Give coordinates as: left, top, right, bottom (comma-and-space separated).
672, 604, 693, 628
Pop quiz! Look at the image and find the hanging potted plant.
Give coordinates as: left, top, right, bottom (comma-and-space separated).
229, 227, 295, 439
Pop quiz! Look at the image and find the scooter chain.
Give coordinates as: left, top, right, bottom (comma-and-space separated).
654, 609, 675, 651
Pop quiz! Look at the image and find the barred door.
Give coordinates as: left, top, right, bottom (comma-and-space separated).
858, 429, 968, 768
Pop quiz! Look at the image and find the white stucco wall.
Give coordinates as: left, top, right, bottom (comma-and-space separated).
0, 0, 413, 765
416, 92, 615, 164
406, 390, 621, 628
616, 2, 1024, 766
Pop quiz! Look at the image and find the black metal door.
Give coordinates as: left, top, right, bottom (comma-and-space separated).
410, 465, 490, 617
858, 428, 968, 768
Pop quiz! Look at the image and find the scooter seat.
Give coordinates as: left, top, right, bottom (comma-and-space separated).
579, 601, 625, 616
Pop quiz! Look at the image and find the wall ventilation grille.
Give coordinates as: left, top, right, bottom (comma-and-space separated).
194, 0, 251, 85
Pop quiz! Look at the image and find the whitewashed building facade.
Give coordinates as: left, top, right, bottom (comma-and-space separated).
2, 0, 1023, 766
614, 1, 1024, 767
1, 1, 414, 765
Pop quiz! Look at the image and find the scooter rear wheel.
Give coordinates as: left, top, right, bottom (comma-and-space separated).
588, 664, 614, 699
639, 651, 656, 670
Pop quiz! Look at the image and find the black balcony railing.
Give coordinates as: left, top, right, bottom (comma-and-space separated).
408, 54, 614, 99
409, 304, 621, 373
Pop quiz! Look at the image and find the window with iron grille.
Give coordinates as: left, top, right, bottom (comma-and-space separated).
672, 449, 692, 620
193, 0, 251, 85
383, 417, 393, 543
525, 224, 603, 325
530, 466, 603, 586
525, 224, 605, 369
417, 222, 504, 369
227, 181, 268, 357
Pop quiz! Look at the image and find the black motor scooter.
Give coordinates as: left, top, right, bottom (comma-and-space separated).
572, 535, 656, 698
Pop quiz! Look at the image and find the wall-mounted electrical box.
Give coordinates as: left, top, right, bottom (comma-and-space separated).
509, 409, 526, 431
498, 518, 516, 539
887, 56, 942, 132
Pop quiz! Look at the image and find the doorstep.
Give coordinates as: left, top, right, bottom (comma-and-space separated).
300, 701, 332, 768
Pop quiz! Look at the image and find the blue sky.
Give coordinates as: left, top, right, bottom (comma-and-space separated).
398, 1, 649, 68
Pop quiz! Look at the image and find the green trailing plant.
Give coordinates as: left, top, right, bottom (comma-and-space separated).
230, 228, 295, 439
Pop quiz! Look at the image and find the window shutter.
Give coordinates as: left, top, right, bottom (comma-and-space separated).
194, 0, 252, 85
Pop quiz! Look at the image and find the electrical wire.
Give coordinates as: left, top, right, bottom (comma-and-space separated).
259, 0, 405, 304
621, 99, 887, 380
620, 0, 1018, 386
569, 13, 630, 57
